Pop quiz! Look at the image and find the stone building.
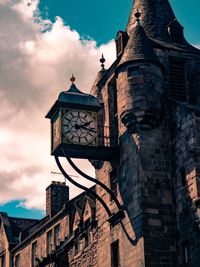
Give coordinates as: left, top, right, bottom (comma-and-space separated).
1, 0, 200, 266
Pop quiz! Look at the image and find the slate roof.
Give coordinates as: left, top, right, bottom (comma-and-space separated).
126, 0, 200, 55
90, 69, 106, 97
118, 20, 159, 68
0, 212, 38, 245
46, 82, 101, 119
126, 0, 176, 42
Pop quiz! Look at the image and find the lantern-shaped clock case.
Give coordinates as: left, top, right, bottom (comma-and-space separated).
46, 82, 114, 160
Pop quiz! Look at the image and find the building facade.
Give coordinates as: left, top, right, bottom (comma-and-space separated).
1, 0, 200, 266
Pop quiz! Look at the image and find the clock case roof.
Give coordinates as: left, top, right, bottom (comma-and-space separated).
46, 83, 102, 120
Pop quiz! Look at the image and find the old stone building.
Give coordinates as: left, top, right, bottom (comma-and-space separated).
1, 0, 200, 266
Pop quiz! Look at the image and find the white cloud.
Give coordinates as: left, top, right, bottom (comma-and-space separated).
0, 0, 116, 210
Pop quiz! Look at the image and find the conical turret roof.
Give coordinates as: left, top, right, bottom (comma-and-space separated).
118, 16, 159, 68
127, 0, 176, 42
90, 69, 106, 96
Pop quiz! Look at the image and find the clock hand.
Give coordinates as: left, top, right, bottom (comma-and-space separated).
75, 121, 93, 129
81, 121, 93, 127
81, 126, 96, 133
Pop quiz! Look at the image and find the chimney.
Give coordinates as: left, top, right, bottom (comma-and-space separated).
46, 181, 69, 217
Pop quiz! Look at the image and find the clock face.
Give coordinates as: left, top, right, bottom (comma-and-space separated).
62, 110, 97, 145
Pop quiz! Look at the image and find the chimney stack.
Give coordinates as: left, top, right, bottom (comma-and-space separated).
46, 181, 69, 217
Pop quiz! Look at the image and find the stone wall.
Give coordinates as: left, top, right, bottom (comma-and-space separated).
13, 213, 70, 267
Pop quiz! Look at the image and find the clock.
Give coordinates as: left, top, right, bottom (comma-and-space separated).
52, 115, 61, 151
62, 110, 97, 146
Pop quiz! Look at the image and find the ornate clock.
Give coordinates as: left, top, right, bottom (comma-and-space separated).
46, 76, 117, 160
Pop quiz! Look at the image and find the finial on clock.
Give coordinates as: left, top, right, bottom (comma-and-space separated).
70, 74, 76, 83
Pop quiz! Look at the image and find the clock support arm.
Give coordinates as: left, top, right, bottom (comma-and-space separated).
66, 157, 123, 211
55, 155, 112, 217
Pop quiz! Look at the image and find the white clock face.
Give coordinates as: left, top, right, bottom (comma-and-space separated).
62, 110, 97, 145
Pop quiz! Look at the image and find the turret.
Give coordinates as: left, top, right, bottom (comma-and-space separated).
127, 0, 176, 42
116, 10, 164, 133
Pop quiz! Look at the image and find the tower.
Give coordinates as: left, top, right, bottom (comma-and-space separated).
91, 0, 200, 266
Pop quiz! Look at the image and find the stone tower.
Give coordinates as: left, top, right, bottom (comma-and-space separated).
91, 0, 200, 266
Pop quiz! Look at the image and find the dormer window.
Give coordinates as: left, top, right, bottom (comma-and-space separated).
168, 20, 184, 44
115, 31, 129, 58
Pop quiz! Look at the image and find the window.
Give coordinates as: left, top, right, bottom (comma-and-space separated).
0, 254, 5, 267
128, 67, 141, 77
32, 242, 37, 267
74, 228, 79, 255
169, 57, 186, 101
179, 167, 186, 187
111, 240, 120, 267
84, 219, 91, 248
182, 242, 189, 264
47, 230, 53, 255
15, 254, 20, 267
109, 169, 118, 200
115, 31, 129, 57
116, 35, 122, 57
54, 224, 60, 247
168, 20, 184, 44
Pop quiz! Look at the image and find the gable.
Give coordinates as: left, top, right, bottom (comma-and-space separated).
83, 200, 92, 222
72, 209, 81, 231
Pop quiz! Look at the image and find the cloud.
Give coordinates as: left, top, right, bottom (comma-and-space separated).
0, 1, 116, 210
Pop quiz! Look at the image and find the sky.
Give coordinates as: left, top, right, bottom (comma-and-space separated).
0, 0, 200, 219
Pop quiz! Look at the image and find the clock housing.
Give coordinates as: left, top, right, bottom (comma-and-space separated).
46, 81, 118, 160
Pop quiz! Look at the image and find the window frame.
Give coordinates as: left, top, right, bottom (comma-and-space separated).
54, 223, 61, 248
111, 240, 120, 267
46, 229, 53, 255
109, 169, 118, 201
31, 241, 37, 267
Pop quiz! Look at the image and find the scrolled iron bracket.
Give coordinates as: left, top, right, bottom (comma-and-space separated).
55, 156, 112, 217
66, 157, 123, 211
54, 153, 138, 246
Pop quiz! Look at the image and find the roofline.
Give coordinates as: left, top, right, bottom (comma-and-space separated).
11, 186, 95, 253
97, 56, 120, 88
8, 216, 39, 221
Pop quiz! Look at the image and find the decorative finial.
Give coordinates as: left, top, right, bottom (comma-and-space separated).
134, 8, 141, 22
99, 54, 106, 70
70, 74, 76, 83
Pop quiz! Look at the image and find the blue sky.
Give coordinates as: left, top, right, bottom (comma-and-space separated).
0, 0, 199, 220
38, 0, 200, 45
0, 200, 44, 219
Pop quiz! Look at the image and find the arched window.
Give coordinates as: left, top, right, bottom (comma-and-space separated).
179, 167, 186, 187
